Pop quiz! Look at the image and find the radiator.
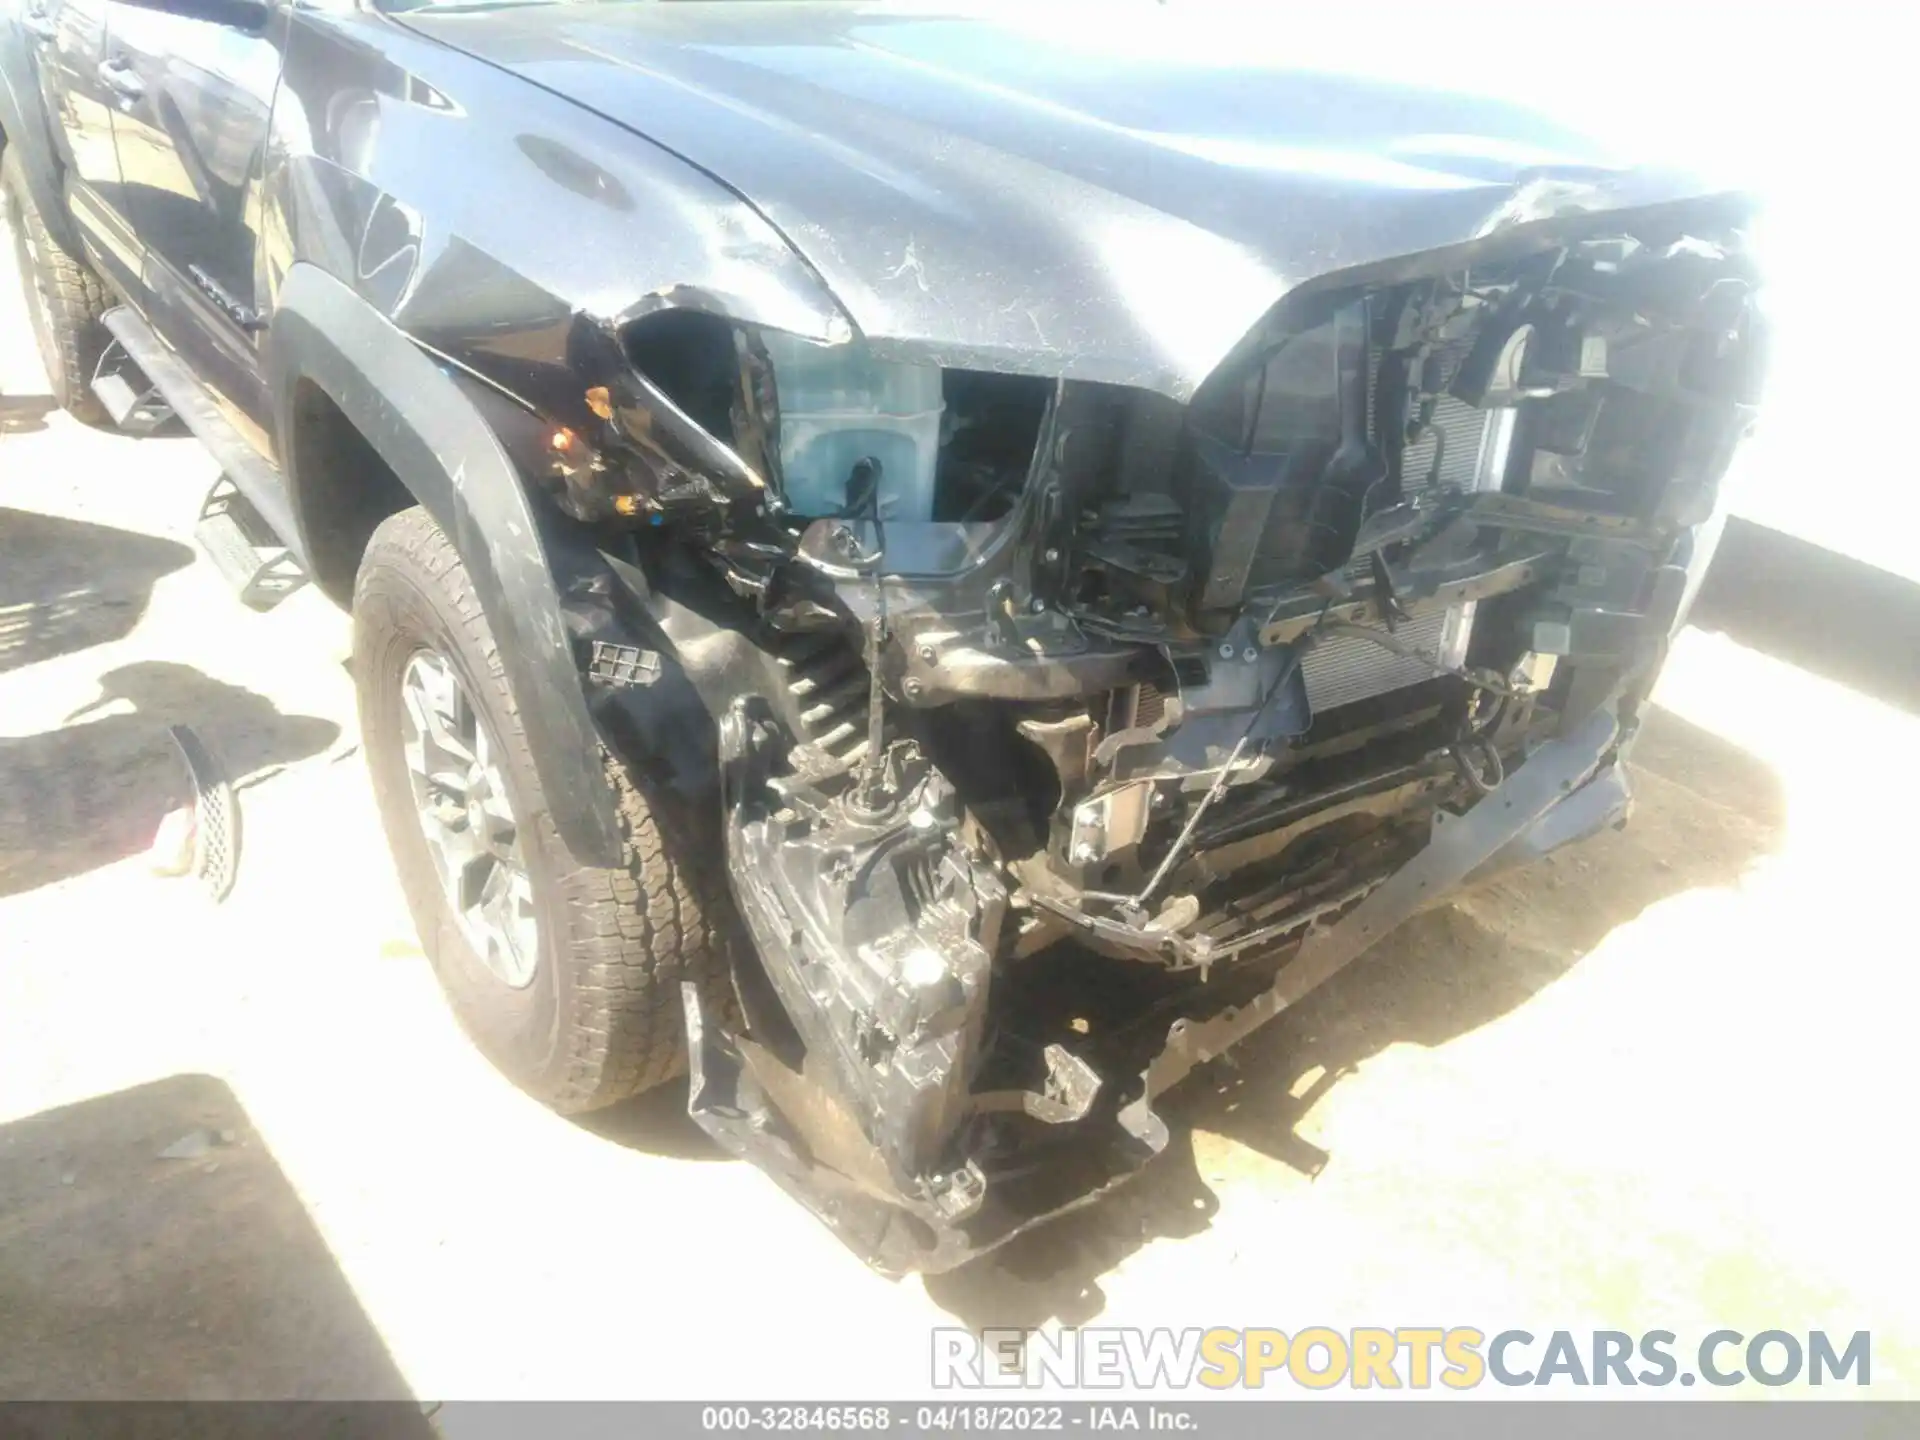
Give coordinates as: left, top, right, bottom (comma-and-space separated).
1299, 397, 1512, 715
1301, 608, 1459, 714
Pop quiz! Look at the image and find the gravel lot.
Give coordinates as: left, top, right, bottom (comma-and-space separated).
3, 221, 1915, 1400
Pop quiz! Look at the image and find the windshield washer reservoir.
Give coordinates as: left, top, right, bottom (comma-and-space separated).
762, 332, 944, 520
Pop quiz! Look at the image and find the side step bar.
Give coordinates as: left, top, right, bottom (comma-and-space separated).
96, 308, 309, 610
90, 346, 174, 434
196, 478, 307, 610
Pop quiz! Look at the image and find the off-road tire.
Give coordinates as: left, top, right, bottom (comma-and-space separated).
354, 506, 735, 1112
2, 148, 113, 427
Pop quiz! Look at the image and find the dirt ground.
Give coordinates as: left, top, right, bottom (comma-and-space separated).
3, 246, 1917, 1400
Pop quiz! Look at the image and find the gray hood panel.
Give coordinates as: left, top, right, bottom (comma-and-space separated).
410, 2, 1729, 397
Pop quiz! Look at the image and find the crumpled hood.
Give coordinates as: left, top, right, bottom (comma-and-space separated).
407, 2, 1729, 399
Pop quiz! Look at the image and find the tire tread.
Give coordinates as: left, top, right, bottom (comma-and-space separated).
357, 508, 734, 1114
3, 149, 113, 427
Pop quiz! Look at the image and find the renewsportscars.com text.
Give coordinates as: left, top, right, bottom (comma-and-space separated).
933, 1327, 1872, 1391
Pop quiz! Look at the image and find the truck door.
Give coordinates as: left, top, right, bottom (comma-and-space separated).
101, 0, 282, 448
18, 0, 142, 298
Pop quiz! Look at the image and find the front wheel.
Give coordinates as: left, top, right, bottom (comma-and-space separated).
353, 507, 734, 1111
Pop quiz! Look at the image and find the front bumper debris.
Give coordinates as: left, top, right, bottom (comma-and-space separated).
685, 704, 1628, 1275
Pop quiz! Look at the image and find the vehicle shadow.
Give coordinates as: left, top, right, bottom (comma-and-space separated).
569, 1079, 726, 1162
1693, 517, 1920, 715
0, 661, 338, 899
924, 702, 1786, 1331
0, 1072, 433, 1425
0, 394, 57, 435
0, 507, 195, 675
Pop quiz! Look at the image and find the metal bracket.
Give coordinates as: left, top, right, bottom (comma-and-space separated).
586, 641, 662, 688
194, 478, 307, 610
89, 341, 173, 435
1117, 705, 1622, 1150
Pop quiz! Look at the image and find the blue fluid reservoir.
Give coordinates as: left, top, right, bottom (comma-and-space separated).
761, 332, 945, 520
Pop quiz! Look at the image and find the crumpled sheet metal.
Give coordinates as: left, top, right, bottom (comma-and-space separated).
681, 705, 1630, 1274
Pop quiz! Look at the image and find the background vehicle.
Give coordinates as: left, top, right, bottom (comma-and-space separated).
0, 0, 1760, 1272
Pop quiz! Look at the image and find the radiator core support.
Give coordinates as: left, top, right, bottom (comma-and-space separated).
1300, 408, 1514, 715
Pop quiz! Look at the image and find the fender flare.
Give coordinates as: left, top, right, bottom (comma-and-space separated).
266, 262, 622, 866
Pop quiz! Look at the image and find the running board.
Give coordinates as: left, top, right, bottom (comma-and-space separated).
90, 342, 174, 434
195, 478, 307, 610
97, 308, 303, 557
97, 308, 309, 610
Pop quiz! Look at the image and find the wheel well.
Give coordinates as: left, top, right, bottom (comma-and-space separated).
286, 377, 415, 603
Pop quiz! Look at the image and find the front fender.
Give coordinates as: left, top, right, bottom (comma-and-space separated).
266, 261, 622, 866
0, 17, 81, 257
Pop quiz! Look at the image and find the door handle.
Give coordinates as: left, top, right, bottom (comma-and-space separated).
189, 265, 268, 333
96, 58, 144, 102
22, 11, 58, 43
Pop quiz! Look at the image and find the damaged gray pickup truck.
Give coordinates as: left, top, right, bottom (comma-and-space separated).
2, 0, 1762, 1272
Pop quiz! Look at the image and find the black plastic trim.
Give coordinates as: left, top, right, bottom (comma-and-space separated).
265, 262, 622, 866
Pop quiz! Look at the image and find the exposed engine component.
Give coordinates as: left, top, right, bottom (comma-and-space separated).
718, 705, 1009, 1220
583, 210, 1763, 1273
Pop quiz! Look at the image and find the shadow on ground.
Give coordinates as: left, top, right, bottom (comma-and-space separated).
0, 662, 338, 898
1, 394, 56, 435
0, 1072, 432, 1426
570, 1079, 725, 1162
925, 703, 1786, 1330
1694, 517, 1920, 714
0, 507, 194, 675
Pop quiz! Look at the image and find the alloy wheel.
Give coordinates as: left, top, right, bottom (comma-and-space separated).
397, 648, 539, 987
